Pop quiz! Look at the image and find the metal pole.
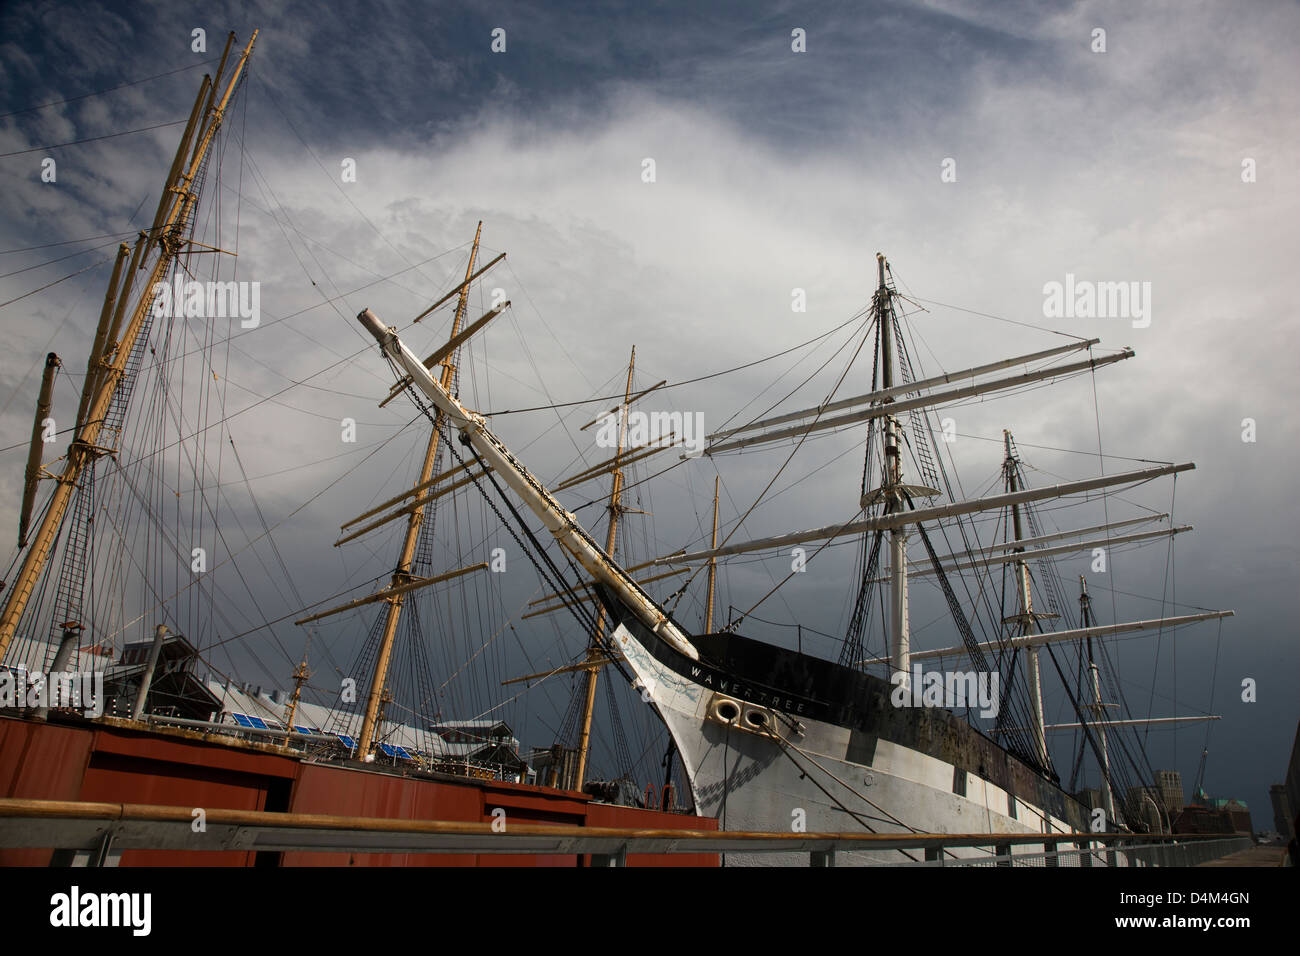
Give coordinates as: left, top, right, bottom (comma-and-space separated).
34, 625, 80, 720
1005, 432, 1047, 767
131, 624, 169, 721
878, 254, 910, 688
705, 475, 719, 632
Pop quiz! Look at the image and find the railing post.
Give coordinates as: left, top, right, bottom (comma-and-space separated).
924, 846, 944, 866
591, 844, 627, 867
1044, 837, 1059, 867
51, 830, 120, 867
995, 841, 1012, 867
810, 849, 836, 867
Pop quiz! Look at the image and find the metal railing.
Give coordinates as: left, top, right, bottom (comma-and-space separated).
0, 798, 1253, 867
902, 837, 1253, 867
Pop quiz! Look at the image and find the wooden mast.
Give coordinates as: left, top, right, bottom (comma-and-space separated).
705, 476, 719, 632
284, 657, 311, 737
18, 353, 60, 548
573, 347, 636, 789
0, 31, 257, 663
355, 222, 483, 759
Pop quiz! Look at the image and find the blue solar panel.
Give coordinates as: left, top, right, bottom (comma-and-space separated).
394, 747, 412, 760
248, 716, 268, 729
336, 735, 356, 751
378, 743, 396, 757
232, 713, 253, 728
294, 725, 314, 735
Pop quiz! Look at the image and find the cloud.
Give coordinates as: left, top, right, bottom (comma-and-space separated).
0, 0, 1295, 812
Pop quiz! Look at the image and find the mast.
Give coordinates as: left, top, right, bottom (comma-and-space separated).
707, 339, 1100, 444
1003, 430, 1049, 767
705, 476, 720, 632
0, 31, 258, 664
284, 657, 311, 736
1080, 576, 1116, 823
657, 462, 1194, 565
706, 347, 1134, 455
355, 310, 700, 662
574, 347, 636, 789
18, 353, 60, 548
871, 608, 1233, 662
356, 222, 483, 760
876, 254, 911, 688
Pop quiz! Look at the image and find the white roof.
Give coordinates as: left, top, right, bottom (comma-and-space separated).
205, 680, 447, 754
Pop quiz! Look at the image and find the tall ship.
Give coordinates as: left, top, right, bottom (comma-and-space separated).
353, 243, 1233, 864
0, 30, 1234, 866
0, 32, 711, 867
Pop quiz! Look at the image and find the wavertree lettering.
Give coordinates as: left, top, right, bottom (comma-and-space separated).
890, 664, 1000, 719
0, 668, 104, 717
1042, 273, 1151, 329
595, 409, 705, 457
151, 275, 261, 328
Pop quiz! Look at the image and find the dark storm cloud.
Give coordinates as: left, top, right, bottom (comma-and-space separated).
0, 0, 1296, 823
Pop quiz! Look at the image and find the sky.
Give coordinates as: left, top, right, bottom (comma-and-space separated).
0, 0, 1297, 831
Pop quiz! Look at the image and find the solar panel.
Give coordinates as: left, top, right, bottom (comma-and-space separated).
294, 725, 315, 735
336, 735, 356, 751
248, 716, 268, 729
394, 747, 412, 760
378, 743, 396, 757
232, 713, 253, 728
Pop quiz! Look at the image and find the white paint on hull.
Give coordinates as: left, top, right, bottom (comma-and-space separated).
613, 624, 1124, 867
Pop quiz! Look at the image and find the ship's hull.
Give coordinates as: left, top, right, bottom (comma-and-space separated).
609, 606, 1120, 866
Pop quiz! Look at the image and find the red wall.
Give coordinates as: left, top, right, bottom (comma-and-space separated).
0, 718, 91, 865
0, 716, 716, 866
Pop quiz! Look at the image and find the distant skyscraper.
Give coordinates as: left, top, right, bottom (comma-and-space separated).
1286, 720, 1300, 841
1270, 784, 1293, 840
1126, 785, 1165, 831
1155, 769, 1185, 813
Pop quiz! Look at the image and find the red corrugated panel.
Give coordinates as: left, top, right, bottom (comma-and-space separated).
584, 802, 719, 867
79, 752, 274, 866
91, 724, 298, 778
0, 717, 93, 865
284, 762, 484, 866
0, 716, 719, 866
476, 783, 589, 866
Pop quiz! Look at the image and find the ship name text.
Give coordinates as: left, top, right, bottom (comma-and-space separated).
688, 665, 808, 714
